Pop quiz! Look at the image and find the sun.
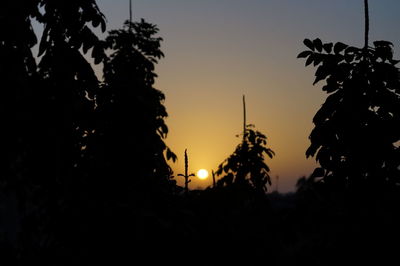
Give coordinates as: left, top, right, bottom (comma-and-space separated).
197, 169, 209, 180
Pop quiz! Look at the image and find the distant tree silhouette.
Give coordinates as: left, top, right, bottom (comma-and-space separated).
216, 124, 275, 193
93, 18, 176, 204
177, 149, 195, 196
298, 2, 400, 191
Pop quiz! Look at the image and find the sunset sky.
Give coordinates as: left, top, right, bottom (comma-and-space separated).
88, 0, 400, 192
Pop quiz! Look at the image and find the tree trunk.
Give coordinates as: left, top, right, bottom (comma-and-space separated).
364, 0, 369, 49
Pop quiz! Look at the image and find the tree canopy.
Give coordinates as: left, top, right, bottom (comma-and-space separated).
299, 38, 400, 190
216, 125, 275, 193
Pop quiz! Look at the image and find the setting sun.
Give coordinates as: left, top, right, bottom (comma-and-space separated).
197, 169, 209, 180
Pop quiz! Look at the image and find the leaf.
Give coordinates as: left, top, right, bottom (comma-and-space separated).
305, 54, 314, 66
81, 26, 95, 54
92, 18, 100, 28
316, 148, 330, 168
313, 65, 329, 85
322, 77, 339, 93
315, 92, 342, 125
345, 46, 360, 55
344, 53, 354, 63
94, 54, 102, 65
297, 50, 312, 59
311, 167, 325, 178
92, 43, 104, 65
334, 42, 348, 54
306, 144, 319, 158
313, 75, 324, 85
223, 164, 229, 173
303, 39, 315, 51
323, 43, 333, 53
215, 168, 222, 176
313, 109, 327, 126
264, 148, 274, 158
313, 54, 323, 66
101, 19, 106, 33
313, 38, 323, 52
373, 40, 393, 47
376, 45, 393, 62
38, 25, 50, 56
166, 147, 177, 162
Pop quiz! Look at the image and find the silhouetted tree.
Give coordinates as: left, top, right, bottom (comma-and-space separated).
0, 1, 41, 261
177, 149, 195, 196
35, 0, 106, 179
216, 125, 275, 193
298, 1, 400, 191
16, 0, 106, 262
93, 18, 176, 205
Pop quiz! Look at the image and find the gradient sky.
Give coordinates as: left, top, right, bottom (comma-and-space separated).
88, 0, 400, 192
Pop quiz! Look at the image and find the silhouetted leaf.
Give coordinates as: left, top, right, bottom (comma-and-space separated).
313, 54, 323, 66
323, 43, 333, 53
311, 168, 325, 178
345, 46, 360, 55
303, 39, 315, 51
306, 144, 319, 158
374, 40, 393, 47
316, 147, 330, 168
100, 19, 106, 33
322, 82, 339, 93
313, 65, 329, 85
376, 45, 393, 61
313, 38, 323, 52
166, 148, 177, 162
344, 53, 354, 63
334, 42, 348, 54
297, 50, 312, 59
305, 54, 314, 66
38, 26, 50, 56
92, 18, 100, 28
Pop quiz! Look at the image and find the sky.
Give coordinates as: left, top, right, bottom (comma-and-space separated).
89, 0, 400, 192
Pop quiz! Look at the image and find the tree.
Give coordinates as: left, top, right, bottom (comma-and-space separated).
298, 1, 400, 191
216, 124, 275, 193
0, 1, 41, 260
22, 0, 106, 261
1, 0, 107, 262
0, 0, 40, 189
93, 18, 176, 202
177, 149, 195, 196
35, 0, 106, 181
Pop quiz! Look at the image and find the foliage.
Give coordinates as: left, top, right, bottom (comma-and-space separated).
0, 0, 39, 190
2, 0, 106, 262
93, 19, 176, 197
0, 3, 40, 260
216, 125, 275, 193
36, 0, 106, 172
299, 38, 400, 189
